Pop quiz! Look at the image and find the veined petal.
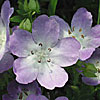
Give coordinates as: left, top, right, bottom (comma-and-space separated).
7, 80, 19, 98
26, 94, 48, 100
50, 16, 70, 39
32, 15, 60, 47
1, 0, 14, 27
55, 96, 69, 100
79, 48, 95, 61
71, 8, 92, 35
2, 94, 14, 100
0, 52, 14, 73
50, 38, 80, 67
10, 29, 36, 57
37, 63, 68, 90
13, 56, 38, 84
90, 25, 100, 38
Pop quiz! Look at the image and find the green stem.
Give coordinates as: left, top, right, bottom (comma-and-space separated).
48, 0, 58, 16
97, 0, 100, 24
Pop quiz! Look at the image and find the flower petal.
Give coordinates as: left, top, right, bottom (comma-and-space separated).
50, 38, 80, 67
1, 0, 14, 27
20, 81, 41, 95
7, 80, 19, 98
2, 94, 14, 100
10, 29, 36, 57
71, 8, 92, 35
26, 94, 48, 100
0, 0, 14, 53
32, 15, 59, 47
37, 63, 68, 90
13, 56, 38, 84
55, 96, 69, 100
79, 48, 95, 61
0, 52, 14, 73
50, 16, 70, 39
82, 77, 100, 86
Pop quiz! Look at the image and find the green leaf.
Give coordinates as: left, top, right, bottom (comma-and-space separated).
19, 18, 32, 31
28, 0, 36, 11
24, 0, 29, 12
84, 63, 97, 73
16, 10, 26, 15
10, 16, 23, 23
35, 0, 40, 13
83, 70, 97, 77
48, 0, 58, 16
18, 0, 24, 10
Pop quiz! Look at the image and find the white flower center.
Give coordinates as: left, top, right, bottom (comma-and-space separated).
63, 26, 91, 49
0, 26, 6, 54
30, 43, 51, 63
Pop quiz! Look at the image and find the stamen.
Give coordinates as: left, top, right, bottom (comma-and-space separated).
47, 59, 51, 62
79, 28, 82, 32
38, 60, 41, 63
39, 43, 43, 46
81, 34, 84, 39
48, 48, 51, 52
31, 51, 34, 55
24, 91, 28, 96
19, 93, 23, 99
96, 61, 99, 64
98, 68, 100, 73
72, 26, 75, 31
68, 29, 72, 34
72, 36, 76, 38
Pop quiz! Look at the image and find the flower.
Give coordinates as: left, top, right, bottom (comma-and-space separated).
0, 0, 14, 73
51, 8, 100, 60
2, 80, 41, 100
82, 48, 100, 86
27, 95, 69, 100
10, 15, 81, 89
55, 96, 68, 100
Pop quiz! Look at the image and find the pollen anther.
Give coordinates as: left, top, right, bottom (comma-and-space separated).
47, 59, 51, 62
68, 29, 72, 34
72, 36, 76, 38
39, 43, 43, 46
48, 48, 51, 52
79, 28, 82, 32
72, 26, 75, 31
81, 34, 84, 39
31, 51, 34, 55
38, 60, 41, 63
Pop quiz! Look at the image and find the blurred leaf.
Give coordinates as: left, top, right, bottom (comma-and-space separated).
28, 0, 36, 10
48, 0, 58, 16
19, 18, 32, 32
10, 16, 23, 23
24, 0, 29, 12
85, 63, 97, 73
18, 0, 24, 10
35, 0, 40, 13
83, 63, 97, 77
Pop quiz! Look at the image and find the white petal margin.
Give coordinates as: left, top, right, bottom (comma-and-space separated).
37, 62, 68, 90
13, 55, 39, 84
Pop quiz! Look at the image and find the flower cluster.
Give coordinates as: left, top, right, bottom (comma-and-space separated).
1, 0, 100, 100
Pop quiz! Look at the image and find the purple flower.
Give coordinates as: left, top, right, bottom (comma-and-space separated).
0, 0, 14, 73
27, 94, 68, 100
82, 48, 100, 86
2, 80, 41, 100
10, 15, 81, 89
51, 8, 100, 60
